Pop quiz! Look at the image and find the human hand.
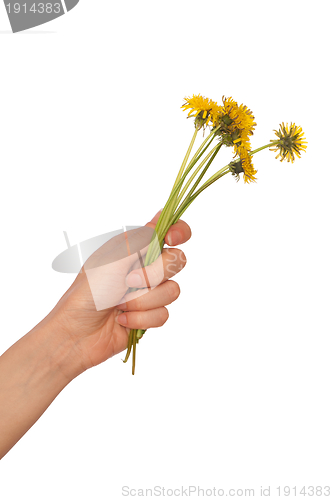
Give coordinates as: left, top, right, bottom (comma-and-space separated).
44, 212, 191, 377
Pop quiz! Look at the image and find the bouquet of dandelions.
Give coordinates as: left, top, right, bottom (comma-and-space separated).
123, 94, 307, 374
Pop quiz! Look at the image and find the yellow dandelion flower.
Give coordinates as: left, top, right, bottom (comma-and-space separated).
230, 146, 257, 184
240, 146, 257, 183
213, 96, 256, 149
181, 94, 220, 130
270, 122, 307, 163
221, 96, 256, 136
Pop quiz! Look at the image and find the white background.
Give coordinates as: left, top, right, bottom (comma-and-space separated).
1, 0, 332, 498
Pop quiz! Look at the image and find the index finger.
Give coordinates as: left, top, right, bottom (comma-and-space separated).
147, 210, 192, 247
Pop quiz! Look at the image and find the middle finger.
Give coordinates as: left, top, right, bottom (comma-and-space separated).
125, 248, 187, 289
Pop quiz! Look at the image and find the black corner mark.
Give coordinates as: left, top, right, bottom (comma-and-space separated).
4, 0, 80, 33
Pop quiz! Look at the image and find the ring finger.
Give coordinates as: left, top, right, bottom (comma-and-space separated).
118, 279, 180, 311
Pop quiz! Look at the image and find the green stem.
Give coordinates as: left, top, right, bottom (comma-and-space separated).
249, 141, 278, 155
177, 143, 221, 207
171, 167, 231, 226
156, 131, 220, 242
132, 330, 137, 375
182, 143, 222, 203
172, 129, 198, 189
158, 126, 221, 232
193, 140, 279, 193
172, 140, 280, 225
188, 125, 221, 166
122, 329, 133, 363
150, 138, 219, 259
162, 129, 198, 225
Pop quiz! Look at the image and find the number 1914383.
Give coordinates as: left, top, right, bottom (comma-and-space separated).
6, 3, 61, 13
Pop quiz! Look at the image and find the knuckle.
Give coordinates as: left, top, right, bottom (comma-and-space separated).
125, 295, 137, 311
135, 288, 150, 307
147, 262, 164, 286
133, 294, 142, 310
135, 311, 144, 328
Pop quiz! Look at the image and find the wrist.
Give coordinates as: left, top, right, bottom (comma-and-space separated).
30, 317, 87, 384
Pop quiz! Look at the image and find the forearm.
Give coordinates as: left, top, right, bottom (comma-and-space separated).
0, 321, 84, 459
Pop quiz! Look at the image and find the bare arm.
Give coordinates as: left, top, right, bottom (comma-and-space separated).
0, 321, 83, 460
0, 213, 191, 459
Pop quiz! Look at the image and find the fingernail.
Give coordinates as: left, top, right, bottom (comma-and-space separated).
126, 273, 143, 287
118, 302, 127, 310
116, 313, 127, 325
168, 230, 181, 246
